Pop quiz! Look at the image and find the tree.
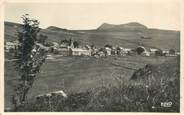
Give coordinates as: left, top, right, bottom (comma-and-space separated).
73, 41, 79, 48
136, 47, 145, 55
37, 34, 48, 45
60, 39, 69, 45
155, 50, 163, 56
104, 44, 112, 49
13, 14, 46, 108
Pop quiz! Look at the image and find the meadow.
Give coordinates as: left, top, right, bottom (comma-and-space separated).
10, 56, 179, 112
5, 55, 176, 110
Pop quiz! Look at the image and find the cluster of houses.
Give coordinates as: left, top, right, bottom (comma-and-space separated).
49, 40, 133, 57
4, 41, 19, 53
48, 40, 180, 57
5, 40, 49, 53
5, 40, 180, 58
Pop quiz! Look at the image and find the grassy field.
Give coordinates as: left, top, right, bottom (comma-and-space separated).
10, 56, 179, 112
5, 55, 175, 108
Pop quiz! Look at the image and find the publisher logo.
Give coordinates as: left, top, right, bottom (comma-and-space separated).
161, 102, 172, 107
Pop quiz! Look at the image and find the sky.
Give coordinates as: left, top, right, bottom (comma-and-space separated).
5, 0, 181, 30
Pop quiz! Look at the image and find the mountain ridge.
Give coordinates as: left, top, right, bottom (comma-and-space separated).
4, 21, 179, 32
97, 22, 148, 31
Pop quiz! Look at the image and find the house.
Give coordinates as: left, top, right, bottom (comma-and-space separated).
5, 41, 19, 52
141, 50, 151, 56
91, 48, 98, 56
105, 47, 111, 56
60, 43, 68, 48
5, 42, 14, 51
58, 48, 69, 56
52, 42, 59, 49
5, 42, 15, 49
97, 51, 106, 57
52, 42, 59, 47
165, 49, 177, 56
84, 45, 91, 50
150, 48, 158, 52
155, 50, 163, 56
111, 47, 117, 55
162, 49, 170, 56
149, 48, 159, 56
124, 48, 132, 54
161, 49, 177, 56
150, 48, 158, 53
116, 47, 126, 56
68, 48, 91, 56
169, 49, 176, 55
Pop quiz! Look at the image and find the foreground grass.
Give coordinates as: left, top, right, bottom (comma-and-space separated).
5, 56, 179, 112
5, 55, 172, 108
15, 74, 179, 112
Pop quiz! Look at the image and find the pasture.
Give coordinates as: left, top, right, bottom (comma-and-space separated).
5, 55, 175, 108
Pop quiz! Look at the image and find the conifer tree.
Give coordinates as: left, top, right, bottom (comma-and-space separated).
13, 14, 46, 108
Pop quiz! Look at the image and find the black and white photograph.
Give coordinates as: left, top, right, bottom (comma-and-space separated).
2, 0, 181, 112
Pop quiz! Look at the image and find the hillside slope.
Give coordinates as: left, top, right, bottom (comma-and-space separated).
4, 21, 180, 49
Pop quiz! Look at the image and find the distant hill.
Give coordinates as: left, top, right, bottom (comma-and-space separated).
4, 21, 23, 28
4, 21, 180, 50
97, 22, 147, 31
4, 22, 23, 42
46, 26, 69, 32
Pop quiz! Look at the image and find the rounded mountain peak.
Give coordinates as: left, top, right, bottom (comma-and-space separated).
98, 22, 147, 30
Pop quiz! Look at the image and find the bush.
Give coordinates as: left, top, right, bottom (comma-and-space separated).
136, 47, 145, 55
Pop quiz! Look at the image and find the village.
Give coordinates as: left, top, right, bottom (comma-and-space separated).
5, 38, 180, 60
4, 37, 180, 111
